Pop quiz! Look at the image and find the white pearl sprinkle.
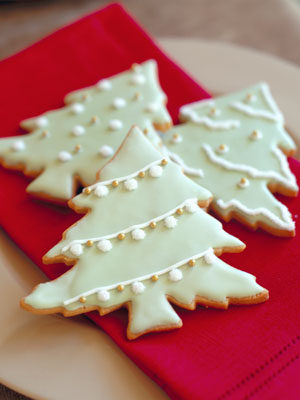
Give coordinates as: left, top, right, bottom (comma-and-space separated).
70, 243, 83, 257
97, 290, 110, 302
149, 165, 163, 178
94, 185, 109, 198
97, 239, 112, 252
97, 79, 112, 91
58, 151, 72, 162
204, 249, 215, 265
130, 74, 146, 85
238, 178, 250, 188
72, 125, 86, 136
131, 281, 145, 295
124, 178, 138, 191
169, 268, 183, 282
98, 145, 114, 158
185, 200, 198, 213
164, 216, 177, 229
216, 144, 229, 154
131, 229, 146, 241
108, 119, 123, 131
145, 103, 158, 113
34, 116, 48, 129
70, 103, 85, 115
112, 97, 126, 109
11, 140, 26, 152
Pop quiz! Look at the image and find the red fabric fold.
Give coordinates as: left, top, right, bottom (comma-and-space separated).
1, 4, 300, 399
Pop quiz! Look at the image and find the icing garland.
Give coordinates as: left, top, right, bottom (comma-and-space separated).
167, 151, 204, 178
216, 198, 295, 231
63, 248, 216, 305
62, 197, 199, 254
202, 143, 297, 191
230, 83, 283, 123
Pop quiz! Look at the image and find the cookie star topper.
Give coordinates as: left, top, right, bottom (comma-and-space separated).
21, 126, 268, 339
0, 60, 171, 203
164, 83, 298, 236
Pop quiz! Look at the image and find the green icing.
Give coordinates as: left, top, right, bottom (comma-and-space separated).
0, 60, 171, 201
23, 127, 267, 338
163, 83, 297, 234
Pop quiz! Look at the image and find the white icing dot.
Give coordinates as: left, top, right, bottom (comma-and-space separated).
130, 74, 146, 85
204, 249, 215, 265
97, 79, 112, 91
145, 103, 158, 113
98, 145, 114, 158
94, 185, 109, 198
131, 281, 145, 295
70, 243, 83, 257
238, 178, 250, 188
216, 144, 229, 154
97, 290, 110, 302
108, 119, 123, 131
170, 134, 183, 144
149, 165, 163, 178
185, 200, 198, 213
124, 178, 138, 191
169, 268, 183, 282
112, 97, 126, 109
11, 140, 25, 152
97, 239, 112, 252
249, 130, 263, 140
34, 116, 48, 129
131, 228, 146, 241
70, 103, 84, 115
72, 125, 86, 136
164, 216, 177, 229
58, 151, 72, 162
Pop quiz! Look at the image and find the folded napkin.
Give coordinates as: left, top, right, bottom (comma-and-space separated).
1, 4, 300, 399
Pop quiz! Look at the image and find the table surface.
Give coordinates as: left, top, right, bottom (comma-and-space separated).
1, 1, 300, 399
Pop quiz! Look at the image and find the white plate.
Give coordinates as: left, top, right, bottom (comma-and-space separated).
1, 39, 299, 400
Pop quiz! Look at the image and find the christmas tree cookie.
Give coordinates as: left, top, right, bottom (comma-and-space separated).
164, 83, 298, 236
0, 60, 171, 203
21, 126, 268, 339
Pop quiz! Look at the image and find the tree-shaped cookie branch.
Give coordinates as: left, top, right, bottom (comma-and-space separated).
21, 126, 268, 339
0, 60, 171, 203
164, 83, 298, 236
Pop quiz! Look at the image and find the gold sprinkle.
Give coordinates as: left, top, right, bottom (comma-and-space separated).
150, 221, 157, 229
117, 284, 124, 292
240, 177, 247, 185
252, 130, 258, 137
151, 275, 159, 282
246, 93, 253, 101
79, 296, 86, 304
82, 94, 89, 101
112, 180, 119, 188
75, 144, 82, 152
131, 63, 139, 70
41, 130, 49, 138
173, 133, 179, 140
134, 92, 141, 100
91, 116, 99, 124
139, 171, 145, 178
86, 240, 94, 247
188, 259, 196, 267
176, 208, 183, 215
197, 200, 203, 207
219, 144, 225, 151
161, 159, 168, 166
118, 233, 125, 240
143, 128, 149, 135
210, 107, 216, 115
84, 187, 91, 195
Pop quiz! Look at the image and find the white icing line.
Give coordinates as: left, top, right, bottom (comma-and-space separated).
62, 198, 198, 253
87, 159, 164, 190
167, 151, 204, 178
230, 83, 284, 123
202, 144, 297, 191
216, 198, 295, 231
63, 247, 215, 305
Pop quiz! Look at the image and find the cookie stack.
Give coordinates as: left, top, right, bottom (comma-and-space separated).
1, 60, 297, 339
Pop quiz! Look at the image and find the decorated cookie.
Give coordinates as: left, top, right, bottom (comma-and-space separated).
21, 126, 268, 340
0, 60, 172, 203
164, 83, 298, 236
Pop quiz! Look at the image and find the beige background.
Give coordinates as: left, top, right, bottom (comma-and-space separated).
1, 1, 300, 399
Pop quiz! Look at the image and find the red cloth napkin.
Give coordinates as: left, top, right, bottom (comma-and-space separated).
1, 4, 300, 399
